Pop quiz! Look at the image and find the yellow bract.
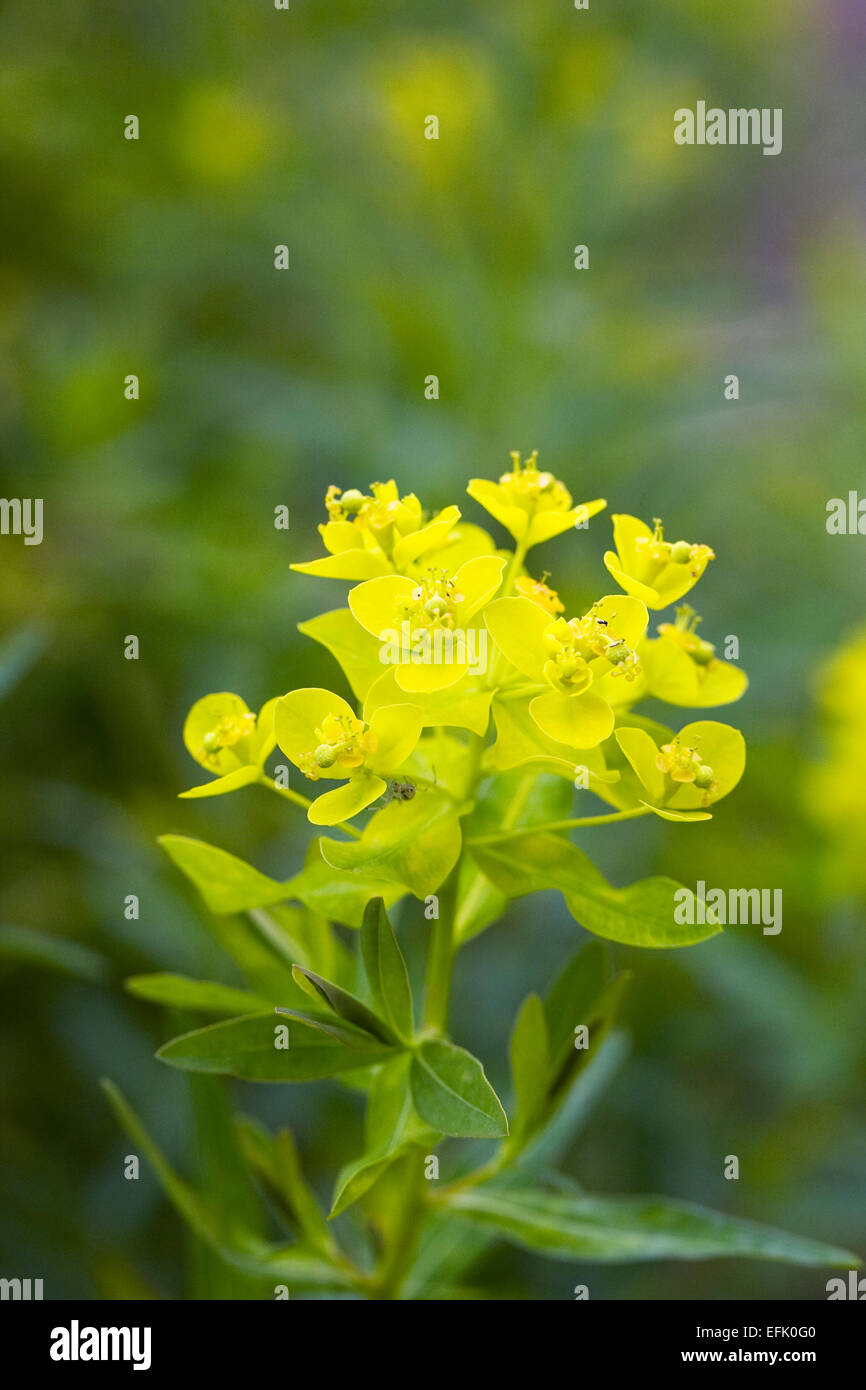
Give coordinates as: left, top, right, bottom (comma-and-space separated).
604, 514, 715, 609
616, 719, 745, 815
468, 451, 606, 547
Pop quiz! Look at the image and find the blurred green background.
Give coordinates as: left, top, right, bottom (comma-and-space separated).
1, 0, 864, 1299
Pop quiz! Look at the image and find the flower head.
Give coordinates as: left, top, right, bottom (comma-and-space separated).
640, 605, 747, 707
484, 593, 648, 748
615, 719, 745, 818
275, 687, 422, 824
468, 451, 606, 547
604, 515, 715, 609
292, 480, 462, 581
181, 693, 277, 798
349, 555, 506, 692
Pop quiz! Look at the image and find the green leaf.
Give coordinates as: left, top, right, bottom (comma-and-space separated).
508, 994, 549, 1144
159, 835, 290, 915
330, 1146, 409, 1221
330, 1056, 435, 1218
543, 941, 607, 1070
0, 624, 46, 701
472, 833, 720, 948
448, 1186, 861, 1267
236, 1117, 333, 1255
410, 1039, 508, 1139
320, 793, 463, 898
361, 898, 414, 1042
187, 1073, 268, 1296
298, 608, 386, 701
364, 1053, 416, 1149
125, 973, 272, 1016
543, 940, 632, 1091
0, 924, 109, 983
157, 1011, 394, 1081
291, 964, 398, 1044
101, 1080, 348, 1291
286, 843, 405, 928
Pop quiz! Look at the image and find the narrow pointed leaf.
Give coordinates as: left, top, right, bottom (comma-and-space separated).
291, 964, 398, 1044
125, 974, 271, 1016
448, 1187, 861, 1267
361, 898, 414, 1042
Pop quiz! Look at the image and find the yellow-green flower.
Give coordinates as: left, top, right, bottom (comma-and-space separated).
181, 693, 277, 798
485, 593, 648, 748
292, 480, 462, 580
275, 688, 422, 825
640, 605, 747, 707
467, 451, 606, 547
348, 554, 506, 693
615, 719, 745, 818
604, 514, 715, 609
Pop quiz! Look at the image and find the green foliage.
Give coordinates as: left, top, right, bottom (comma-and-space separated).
472, 833, 719, 947
447, 1187, 859, 1267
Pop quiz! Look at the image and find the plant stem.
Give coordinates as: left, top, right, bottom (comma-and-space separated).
468, 804, 653, 846
422, 731, 486, 1031
422, 863, 460, 1033
370, 1150, 427, 1300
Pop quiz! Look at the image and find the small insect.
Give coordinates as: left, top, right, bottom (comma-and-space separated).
386, 778, 416, 803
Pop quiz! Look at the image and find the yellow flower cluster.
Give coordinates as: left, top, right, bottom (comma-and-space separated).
179, 456, 747, 825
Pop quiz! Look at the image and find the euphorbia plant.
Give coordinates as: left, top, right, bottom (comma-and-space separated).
105, 454, 857, 1298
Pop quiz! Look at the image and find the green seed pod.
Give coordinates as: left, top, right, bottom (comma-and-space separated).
202, 731, 221, 753
424, 595, 449, 618
694, 764, 715, 790
314, 744, 338, 768
671, 540, 692, 564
